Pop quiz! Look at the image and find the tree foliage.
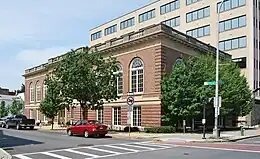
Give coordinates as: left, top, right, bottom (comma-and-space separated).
39, 75, 68, 129
161, 55, 253, 125
8, 99, 24, 115
52, 49, 119, 119
17, 84, 25, 93
0, 101, 8, 117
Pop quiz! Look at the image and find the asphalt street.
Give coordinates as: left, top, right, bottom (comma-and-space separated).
237, 136, 260, 145
0, 127, 260, 159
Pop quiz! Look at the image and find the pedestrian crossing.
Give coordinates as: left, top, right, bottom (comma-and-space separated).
12, 142, 172, 159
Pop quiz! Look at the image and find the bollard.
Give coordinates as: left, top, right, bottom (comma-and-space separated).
240, 126, 245, 136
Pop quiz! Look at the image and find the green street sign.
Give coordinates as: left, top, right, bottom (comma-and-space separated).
204, 80, 224, 86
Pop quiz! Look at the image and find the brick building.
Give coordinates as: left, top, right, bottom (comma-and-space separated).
23, 24, 230, 129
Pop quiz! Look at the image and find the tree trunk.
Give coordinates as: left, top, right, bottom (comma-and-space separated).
80, 104, 88, 120
51, 117, 54, 130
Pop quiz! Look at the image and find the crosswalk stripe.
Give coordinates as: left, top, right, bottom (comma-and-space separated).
103, 145, 139, 152
64, 149, 100, 158
86, 147, 122, 154
121, 144, 155, 150
13, 154, 33, 159
133, 142, 170, 148
40, 152, 71, 159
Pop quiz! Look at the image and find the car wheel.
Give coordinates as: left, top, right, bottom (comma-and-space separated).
16, 124, 20, 130
67, 129, 73, 136
29, 126, 34, 130
84, 131, 89, 138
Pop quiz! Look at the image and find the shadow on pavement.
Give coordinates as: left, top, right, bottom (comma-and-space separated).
0, 129, 43, 148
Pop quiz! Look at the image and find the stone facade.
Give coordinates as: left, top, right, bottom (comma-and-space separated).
23, 24, 230, 129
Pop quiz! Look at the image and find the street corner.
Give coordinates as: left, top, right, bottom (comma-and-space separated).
0, 148, 12, 159
226, 134, 260, 142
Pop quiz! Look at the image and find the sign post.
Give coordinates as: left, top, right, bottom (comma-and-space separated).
126, 96, 134, 137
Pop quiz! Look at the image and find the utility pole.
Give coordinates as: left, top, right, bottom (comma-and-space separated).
214, 0, 225, 138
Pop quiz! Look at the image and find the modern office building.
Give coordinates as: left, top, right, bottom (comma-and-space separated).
89, 0, 260, 126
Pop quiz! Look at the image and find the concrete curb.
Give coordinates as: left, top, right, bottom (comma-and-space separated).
0, 148, 12, 159
226, 134, 260, 142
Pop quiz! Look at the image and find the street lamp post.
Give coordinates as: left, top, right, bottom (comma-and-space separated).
214, 0, 225, 138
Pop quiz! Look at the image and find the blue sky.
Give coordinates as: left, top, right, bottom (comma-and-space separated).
0, 0, 153, 91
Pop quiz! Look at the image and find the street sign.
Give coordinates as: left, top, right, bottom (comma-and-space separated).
127, 96, 134, 106
204, 80, 224, 86
202, 119, 206, 124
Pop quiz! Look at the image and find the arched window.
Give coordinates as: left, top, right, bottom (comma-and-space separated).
36, 81, 41, 102
43, 83, 47, 99
29, 82, 35, 102
115, 64, 123, 95
130, 58, 144, 93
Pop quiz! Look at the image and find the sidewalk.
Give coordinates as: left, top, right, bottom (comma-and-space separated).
109, 128, 260, 143
35, 125, 67, 134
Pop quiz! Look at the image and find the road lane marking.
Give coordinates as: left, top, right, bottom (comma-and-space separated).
133, 142, 171, 148
85, 147, 121, 154
120, 144, 155, 150
13, 154, 33, 159
103, 145, 139, 152
40, 152, 72, 159
64, 149, 100, 158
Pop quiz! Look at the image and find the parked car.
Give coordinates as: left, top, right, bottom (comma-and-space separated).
67, 120, 108, 138
5, 114, 35, 130
0, 116, 11, 128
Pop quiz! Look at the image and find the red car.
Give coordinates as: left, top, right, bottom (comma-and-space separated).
67, 120, 108, 138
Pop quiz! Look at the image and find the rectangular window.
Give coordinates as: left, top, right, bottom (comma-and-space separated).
133, 107, 141, 126
139, 9, 156, 23
186, 0, 201, 5
120, 17, 135, 30
219, 36, 247, 51
160, 0, 180, 14
97, 107, 104, 123
219, 15, 246, 32
91, 31, 102, 41
162, 16, 180, 28
113, 107, 121, 125
186, 6, 210, 23
186, 25, 210, 38
217, 0, 246, 13
104, 24, 117, 36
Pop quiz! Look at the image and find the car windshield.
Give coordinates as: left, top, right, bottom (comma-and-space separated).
88, 120, 101, 125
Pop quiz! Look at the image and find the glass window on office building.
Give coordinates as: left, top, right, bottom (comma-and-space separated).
186, 6, 210, 23
219, 36, 247, 51
162, 16, 180, 28
218, 0, 246, 13
219, 15, 246, 32
139, 9, 155, 23
160, 0, 180, 14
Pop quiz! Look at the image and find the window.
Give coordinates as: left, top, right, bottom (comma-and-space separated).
91, 31, 102, 41
133, 107, 141, 126
219, 15, 246, 32
130, 58, 144, 93
120, 17, 135, 30
113, 107, 121, 125
36, 81, 41, 102
160, 0, 180, 14
186, 0, 201, 5
43, 84, 47, 99
29, 82, 34, 102
186, 6, 210, 22
186, 25, 210, 38
162, 16, 180, 28
139, 9, 155, 23
97, 107, 104, 123
115, 65, 123, 95
217, 0, 246, 13
219, 36, 247, 51
104, 24, 117, 36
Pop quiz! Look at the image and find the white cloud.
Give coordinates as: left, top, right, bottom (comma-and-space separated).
15, 46, 78, 66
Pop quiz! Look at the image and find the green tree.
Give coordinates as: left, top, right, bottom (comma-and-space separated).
161, 55, 252, 126
0, 101, 8, 117
17, 84, 25, 94
39, 75, 69, 130
8, 99, 24, 115
52, 49, 119, 119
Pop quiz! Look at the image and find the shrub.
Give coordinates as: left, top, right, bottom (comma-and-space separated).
66, 121, 71, 126
145, 126, 176, 133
